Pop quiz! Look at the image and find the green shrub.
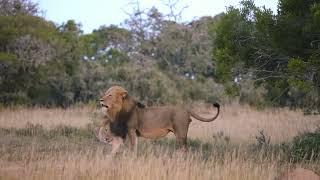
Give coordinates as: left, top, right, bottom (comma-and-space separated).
109, 64, 183, 104
289, 128, 320, 162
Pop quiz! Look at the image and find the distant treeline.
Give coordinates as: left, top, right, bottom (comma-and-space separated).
0, 0, 319, 112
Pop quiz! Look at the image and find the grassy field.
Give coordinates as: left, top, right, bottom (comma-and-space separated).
0, 104, 319, 180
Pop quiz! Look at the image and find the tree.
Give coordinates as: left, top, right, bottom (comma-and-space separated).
211, 0, 320, 111
0, 0, 40, 16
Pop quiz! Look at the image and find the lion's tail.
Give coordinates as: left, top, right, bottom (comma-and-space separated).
189, 103, 220, 122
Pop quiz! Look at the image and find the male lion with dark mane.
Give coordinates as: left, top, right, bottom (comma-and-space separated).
97, 85, 220, 154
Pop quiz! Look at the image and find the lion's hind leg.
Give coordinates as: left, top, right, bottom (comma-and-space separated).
172, 118, 190, 152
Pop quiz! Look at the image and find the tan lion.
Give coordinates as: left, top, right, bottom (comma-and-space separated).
98, 86, 220, 153
95, 125, 125, 155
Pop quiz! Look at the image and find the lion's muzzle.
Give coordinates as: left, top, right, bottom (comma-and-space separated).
100, 99, 109, 108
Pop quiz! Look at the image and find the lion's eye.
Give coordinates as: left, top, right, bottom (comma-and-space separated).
108, 94, 112, 97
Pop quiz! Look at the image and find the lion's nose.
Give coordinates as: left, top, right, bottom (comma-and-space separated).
99, 99, 108, 108
100, 103, 109, 108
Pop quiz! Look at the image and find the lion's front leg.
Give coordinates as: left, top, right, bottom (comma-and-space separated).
110, 136, 124, 155
128, 129, 138, 153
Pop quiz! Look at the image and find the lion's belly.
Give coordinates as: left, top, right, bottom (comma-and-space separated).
138, 128, 170, 139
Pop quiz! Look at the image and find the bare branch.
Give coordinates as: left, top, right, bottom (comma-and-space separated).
163, 0, 189, 22
253, 75, 285, 82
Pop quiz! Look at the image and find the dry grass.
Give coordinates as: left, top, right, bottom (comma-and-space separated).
0, 149, 281, 180
0, 104, 319, 180
0, 106, 94, 128
1, 103, 319, 143
189, 103, 320, 143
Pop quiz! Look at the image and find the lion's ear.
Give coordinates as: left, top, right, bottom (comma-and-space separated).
121, 91, 128, 99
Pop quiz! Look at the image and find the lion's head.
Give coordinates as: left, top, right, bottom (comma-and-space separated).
100, 86, 135, 122
95, 126, 114, 144
95, 126, 125, 155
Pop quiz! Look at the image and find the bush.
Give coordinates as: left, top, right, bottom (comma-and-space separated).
176, 77, 224, 104
105, 63, 224, 105
289, 128, 320, 162
108, 63, 183, 104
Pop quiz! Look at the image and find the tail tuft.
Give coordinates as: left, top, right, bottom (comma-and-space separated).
213, 103, 220, 109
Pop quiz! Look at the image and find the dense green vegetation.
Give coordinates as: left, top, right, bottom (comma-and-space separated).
0, 0, 319, 112
213, 0, 320, 112
289, 128, 320, 162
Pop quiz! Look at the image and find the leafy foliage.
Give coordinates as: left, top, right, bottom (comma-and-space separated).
288, 128, 320, 162
1, 0, 320, 112
211, 0, 320, 111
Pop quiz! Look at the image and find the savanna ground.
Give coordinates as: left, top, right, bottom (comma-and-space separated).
0, 103, 320, 180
